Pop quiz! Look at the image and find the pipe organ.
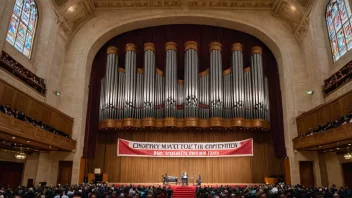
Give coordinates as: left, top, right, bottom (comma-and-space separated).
99, 42, 271, 130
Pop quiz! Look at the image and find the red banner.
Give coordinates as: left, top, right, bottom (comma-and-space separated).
117, 138, 253, 157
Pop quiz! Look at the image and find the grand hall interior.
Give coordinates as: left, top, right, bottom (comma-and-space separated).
0, 0, 352, 198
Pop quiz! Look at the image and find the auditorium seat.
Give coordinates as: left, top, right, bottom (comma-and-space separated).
147, 195, 153, 198
316, 195, 324, 198
221, 195, 228, 198
229, 195, 236, 198
260, 194, 267, 198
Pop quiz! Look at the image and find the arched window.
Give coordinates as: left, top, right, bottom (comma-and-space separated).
6, 0, 38, 59
326, 0, 352, 62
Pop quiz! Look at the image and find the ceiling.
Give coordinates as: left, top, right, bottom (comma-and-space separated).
51, 0, 317, 43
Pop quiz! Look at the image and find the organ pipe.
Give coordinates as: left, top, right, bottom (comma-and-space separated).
156, 69, 165, 119
98, 42, 271, 127
99, 77, 105, 121
244, 67, 253, 119
164, 42, 178, 118
251, 46, 265, 119
136, 68, 144, 119
223, 68, 232, 119
264, 76, 270, 121
124, 44, 137, 118
209, 42, 223, 118
117, 68, 125, 119
199, 69, 209, 119
231, 43, 244, 118
184, 41, 199, 118
143, 43, 156, 118
177, 80, 184, 118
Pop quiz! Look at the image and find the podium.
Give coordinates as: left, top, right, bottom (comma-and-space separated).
88, 173, 108, 183
264, 177, 278, 184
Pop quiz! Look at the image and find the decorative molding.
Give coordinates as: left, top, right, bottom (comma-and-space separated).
92, 0, 275, 9
51, 0, 317, 47
98, 117, 271, 130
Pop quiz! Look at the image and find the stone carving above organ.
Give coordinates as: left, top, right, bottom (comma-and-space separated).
51, 0, 317, 43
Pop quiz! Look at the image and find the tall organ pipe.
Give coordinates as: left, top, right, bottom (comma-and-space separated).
177, 80, 184, 118
156, 69, 165, 119
231, 43, 244, 118
124, 44, 137, 118
199, 69, 209, 119
244, 67, 253, 119
143, 43, 156, 118
223, 68, 232, 119
184, 41, 199, 118
117, 68, 125, 119
164, 42, 178, 118
264, 76, 270, 121
136, 68, 144, 119
209, 42, 223, 118
99, 77, 106, 121
102, 46, 119, 119
251, 46, 264, 119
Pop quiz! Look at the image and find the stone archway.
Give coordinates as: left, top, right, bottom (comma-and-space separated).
59, 10, 314, 184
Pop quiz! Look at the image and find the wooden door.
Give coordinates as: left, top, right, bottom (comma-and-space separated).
299, 161, 315, 187
57, 161, 73, 185
27, 179, 34, 187
342, 163, 352, 188
0, 161, 24, 187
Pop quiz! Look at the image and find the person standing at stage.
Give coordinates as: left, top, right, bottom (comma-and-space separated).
196, 174, 202, 186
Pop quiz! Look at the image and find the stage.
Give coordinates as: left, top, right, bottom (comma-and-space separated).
108, 182, 265, 188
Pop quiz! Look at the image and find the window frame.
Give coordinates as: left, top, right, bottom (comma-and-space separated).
5, 0, 39, 60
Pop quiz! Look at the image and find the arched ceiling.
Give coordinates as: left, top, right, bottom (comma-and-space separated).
51, 0, 317, 43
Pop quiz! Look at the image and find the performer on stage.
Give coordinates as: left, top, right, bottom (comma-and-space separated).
196, 173, 202, 186
181, 172, 188, 186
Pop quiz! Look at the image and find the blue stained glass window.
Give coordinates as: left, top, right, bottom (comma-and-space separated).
6, 0, 38, 59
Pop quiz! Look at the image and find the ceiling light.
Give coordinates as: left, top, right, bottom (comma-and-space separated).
349, 144, 351, 146
307, 91, 313, 95
330, 149, 333, 151
337, 148, 340, 150
27, 141, 30, 143
54, 91, 61, 96
49, 146, 51, 148
12, 137, 16, 139
291, 5, 296, 11
319, 145, 322, 148
15, 152, 26, 160
344, 152, 352, 160
68, 6, 75, 12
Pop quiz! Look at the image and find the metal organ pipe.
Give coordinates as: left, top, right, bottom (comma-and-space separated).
199, 69, 209, 119
244, 67, 253, 119
209, 42, 223, 118
124, 44, 137, 118
143, 43, 156, 118
223, 68, 232, 119
136, 68, 144, 119
264, 76, 270, 121
231, 43, 244, 118
184, 41, 199, 118
177, 80, 184, 118
101, 46, 119, 119
164, 42, 177, 118
117, 68, 125, 119
156, 69, 164, 119
251, 46, 265, 119
99, 77, 106, 121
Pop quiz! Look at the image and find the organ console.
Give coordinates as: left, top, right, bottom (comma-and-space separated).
98, 41, 271, 130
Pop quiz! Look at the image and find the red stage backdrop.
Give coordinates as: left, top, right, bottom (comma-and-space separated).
117, 138, 253, 157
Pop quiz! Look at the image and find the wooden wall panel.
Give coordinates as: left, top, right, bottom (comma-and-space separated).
89, 129, 283, 183
296, 91, 352, 136
0, 79, 73, 136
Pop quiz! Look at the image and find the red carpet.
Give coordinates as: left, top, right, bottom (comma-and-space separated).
171, 186, 196, 198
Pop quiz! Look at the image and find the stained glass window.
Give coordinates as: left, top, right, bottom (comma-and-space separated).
6, 0, 37, 59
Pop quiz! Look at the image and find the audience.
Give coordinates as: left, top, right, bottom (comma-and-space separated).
0, 104, 70, 138
323, 60, 352, 95
0, 51, 46, 94
0, 183, 351, 198
298, 111, 352, 138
